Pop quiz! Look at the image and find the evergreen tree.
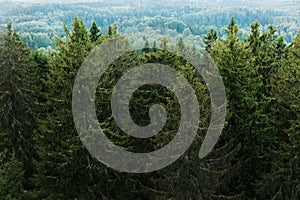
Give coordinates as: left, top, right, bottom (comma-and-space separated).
0, 22, 39, 195
256, 31, 300, 200
204, 28, 218, 52
0, 154, 24, 200
89, 21, 101, 43
129, 47, 241, 199
34, 17, 145, 200
34, 17, 98, 199
205, 18, 292, 198
152, 40, 157, 52
0, 16, 296, 199
206, 17, 264, 196
247, 21, 261, 55
142, 39, 150, 53
246, 22, 288, 199
107, 25, 113, 36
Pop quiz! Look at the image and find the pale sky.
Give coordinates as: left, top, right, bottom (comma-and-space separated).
1, 0, 297, 4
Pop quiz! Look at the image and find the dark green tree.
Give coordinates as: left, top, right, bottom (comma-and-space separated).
0, 154, 24, 200
255, 31, 300, 200
34, 17, 98, 199
152, 40, 157, 52
206, 17, 264, 197
89, 21, 101, 43
246, 23, 288, 199
204, 28, 218, 52
0, 22, 39, 196
142, 40, 150, 53
128, 47, 241, 199
107, 25, 112, 36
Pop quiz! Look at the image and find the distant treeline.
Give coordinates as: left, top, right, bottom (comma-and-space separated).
0, 1, 299, 50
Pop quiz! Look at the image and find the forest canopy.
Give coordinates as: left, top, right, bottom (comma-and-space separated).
0, 0, 299, 50
0, 1, 299, 199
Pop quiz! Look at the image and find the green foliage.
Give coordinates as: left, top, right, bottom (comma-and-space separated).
21, 33, 54, 50
255, 31, 300, 200
1, 1, 298, 49
34, 17, 96, 199
107, 25, 113, 36
0, 154, 24, 200
204, 28, 218, 52
94, 42, 240, 198
0, 22, 40, 196
142, 40, 150, 53
89, 21, 101, 43
205, 17, 294, 198
0, 15, 299, 199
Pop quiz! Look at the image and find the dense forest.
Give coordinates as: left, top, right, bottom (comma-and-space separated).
0, 0, 299, 50
0, 1, 300, 200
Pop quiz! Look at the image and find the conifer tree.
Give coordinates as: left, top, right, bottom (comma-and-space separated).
0, 154, 24, 199
152, 40, 157, 52
107, 25, 113, 36
142, 40, 150, 53
0, 16, 292, 199
256, 31, 300, 200
34, 17, 98, 199
204, 28, 218, 52
89, 21, 101, 43
0, 22, 39, 195
127, 45, 242, 199
206, 17, 264, 196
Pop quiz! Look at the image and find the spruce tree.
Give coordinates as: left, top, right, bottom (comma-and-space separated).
89, 21, 101, 43
0, 22, 39, 195
127, 45, 241, 199
152, 40, 157, 52
0, 154, 24, 200
256, 31, 300, 200
206, 17, 264, 196
107, 25, 113, 36
246, 22, 289, 199
142, 40, 150, 53
34, 17, 97, 199
204, 28, 218, 52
